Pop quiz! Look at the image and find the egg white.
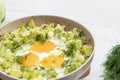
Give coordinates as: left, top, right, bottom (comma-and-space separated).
15, 37, 66, 62
55, 68, 65, 78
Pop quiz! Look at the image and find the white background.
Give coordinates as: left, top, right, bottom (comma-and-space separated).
4, 0, 120, 80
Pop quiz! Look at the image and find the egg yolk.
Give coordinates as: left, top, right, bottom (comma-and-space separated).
29, 41, 56, 53
39, 55, 64, 69
22, 53, 39, 68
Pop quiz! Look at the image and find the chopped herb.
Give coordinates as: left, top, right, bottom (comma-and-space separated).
35, 34, 47, 42
8, 41, 21, 52
20, 66, 27, 71
25, 19, 35, 29
16, 56, 23, 63
63, 41, 76, 57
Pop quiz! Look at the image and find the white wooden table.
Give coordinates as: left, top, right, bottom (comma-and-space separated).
4, 0, 120, 80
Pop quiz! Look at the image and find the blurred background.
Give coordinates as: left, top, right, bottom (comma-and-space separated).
1, 0, 120, 80
5, 0, 120, 26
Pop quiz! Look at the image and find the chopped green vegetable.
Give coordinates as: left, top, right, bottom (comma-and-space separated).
45, 69, 57, 79
81, 45, 93, 57
7, 41, 22, 52
16, 56, 24, 63
35, 33, 47, 42
25, 19, 36, 29
63, 58, 81, 74
63, 40, 76, 56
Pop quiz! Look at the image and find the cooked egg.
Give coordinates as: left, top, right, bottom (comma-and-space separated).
29, 41, 56, 53
22, 53, 39, 68
15, 38, 65, 68
40, 55, 64, 69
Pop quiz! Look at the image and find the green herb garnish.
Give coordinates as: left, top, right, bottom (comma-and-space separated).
103, 45, 120, 80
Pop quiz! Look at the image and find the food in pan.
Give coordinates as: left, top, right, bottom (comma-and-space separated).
0, 20, 93, 80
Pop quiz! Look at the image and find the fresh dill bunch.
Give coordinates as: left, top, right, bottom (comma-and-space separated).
103, 45, 120, 80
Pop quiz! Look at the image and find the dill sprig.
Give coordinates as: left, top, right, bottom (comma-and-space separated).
103, 45, 120, 80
